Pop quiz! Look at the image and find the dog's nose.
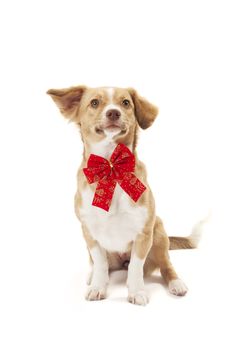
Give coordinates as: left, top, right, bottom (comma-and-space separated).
106, 109, 121, 121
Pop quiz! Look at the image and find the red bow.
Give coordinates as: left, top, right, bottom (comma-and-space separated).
83, 143, 146, 211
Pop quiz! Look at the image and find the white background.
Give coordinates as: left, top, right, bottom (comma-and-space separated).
0, 0, 232, 349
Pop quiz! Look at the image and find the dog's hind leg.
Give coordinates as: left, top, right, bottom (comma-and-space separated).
144, 217, 188, 296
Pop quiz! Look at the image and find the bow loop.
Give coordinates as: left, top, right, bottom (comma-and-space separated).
110, 143, 135, 175
83, 143, 146, 211
83, 154, 111, 183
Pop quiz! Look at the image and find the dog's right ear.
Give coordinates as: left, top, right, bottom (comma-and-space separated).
47, 85, 86, 120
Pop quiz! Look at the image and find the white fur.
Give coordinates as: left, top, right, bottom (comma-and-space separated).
90, 135, 132, 158
90, 134, 118, 158
102, 103, 121, 113
89, 246, 109, 286
85, 245, 109, 301
79, 185, 148, 252
106, 87, 114, 103
97, 88, 125, 138
127, 255, 149, 305
82, 125, 148, 303
128, 290, 149, 306
83, 135, 147, 253
103, 87, 122, 124
168, 279, 188, 296
127, 255, 145, 291
189, 212, 211, 247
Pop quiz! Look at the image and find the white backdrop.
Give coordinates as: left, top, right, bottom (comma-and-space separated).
0, 1, 232, 349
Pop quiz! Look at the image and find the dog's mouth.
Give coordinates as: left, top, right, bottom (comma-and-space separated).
95, 122, 127, 135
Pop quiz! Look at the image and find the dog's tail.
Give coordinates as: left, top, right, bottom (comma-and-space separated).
169, 214, 210, 250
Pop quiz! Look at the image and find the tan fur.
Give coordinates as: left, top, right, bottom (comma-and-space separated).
47, 86, 87, 120
82, 224, 97, 249
134, 195, 155, 259
128, 88, 159, 129
169, 236, 198, 250
47, 85, 196, 298
144, 216, 178, 282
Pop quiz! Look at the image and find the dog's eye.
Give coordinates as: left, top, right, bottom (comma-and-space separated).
90, 99, 99, 108
122, 99, 130, 108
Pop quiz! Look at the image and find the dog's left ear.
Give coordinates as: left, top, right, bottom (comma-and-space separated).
128, 88, 159, 129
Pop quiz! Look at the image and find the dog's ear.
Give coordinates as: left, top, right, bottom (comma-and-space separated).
128, 88, 158, 129
47, 85, 86, 120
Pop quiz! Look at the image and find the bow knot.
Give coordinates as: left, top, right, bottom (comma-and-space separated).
83, 143, 146, 211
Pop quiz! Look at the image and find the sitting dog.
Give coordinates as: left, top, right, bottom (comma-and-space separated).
47, 86, 200, 306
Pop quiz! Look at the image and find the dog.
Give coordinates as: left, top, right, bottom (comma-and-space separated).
47, 86, 201, 306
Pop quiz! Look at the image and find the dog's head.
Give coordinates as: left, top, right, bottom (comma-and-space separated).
47, 86, 158, 146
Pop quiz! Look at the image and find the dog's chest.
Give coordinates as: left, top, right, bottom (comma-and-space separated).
79, 185, 148, 253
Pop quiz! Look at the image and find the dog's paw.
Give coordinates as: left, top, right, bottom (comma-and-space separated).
85, 286, 107, 301
168, 279, 188, 296
128, 290, 149, 306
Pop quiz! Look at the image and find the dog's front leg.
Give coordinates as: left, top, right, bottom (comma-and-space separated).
82, 226, 109, 300
85, 244, 109, 301
127, 232, 153, 306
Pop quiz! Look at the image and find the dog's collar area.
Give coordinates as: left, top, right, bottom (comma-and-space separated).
83, 143, 146, 211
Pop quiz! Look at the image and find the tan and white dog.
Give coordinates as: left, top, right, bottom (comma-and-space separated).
47, 86, 201, 306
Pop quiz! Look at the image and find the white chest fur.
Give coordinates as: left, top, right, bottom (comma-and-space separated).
80, 134, 148, 253
79, 185, 148, 253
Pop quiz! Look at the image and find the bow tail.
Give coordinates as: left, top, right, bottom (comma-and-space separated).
119, 173, 146, 202
92, 179, 117, 211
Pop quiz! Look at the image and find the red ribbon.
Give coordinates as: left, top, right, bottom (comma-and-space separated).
83, 143, 146, 211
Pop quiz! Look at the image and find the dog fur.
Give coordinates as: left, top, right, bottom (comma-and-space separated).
47, 86, 199, 305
